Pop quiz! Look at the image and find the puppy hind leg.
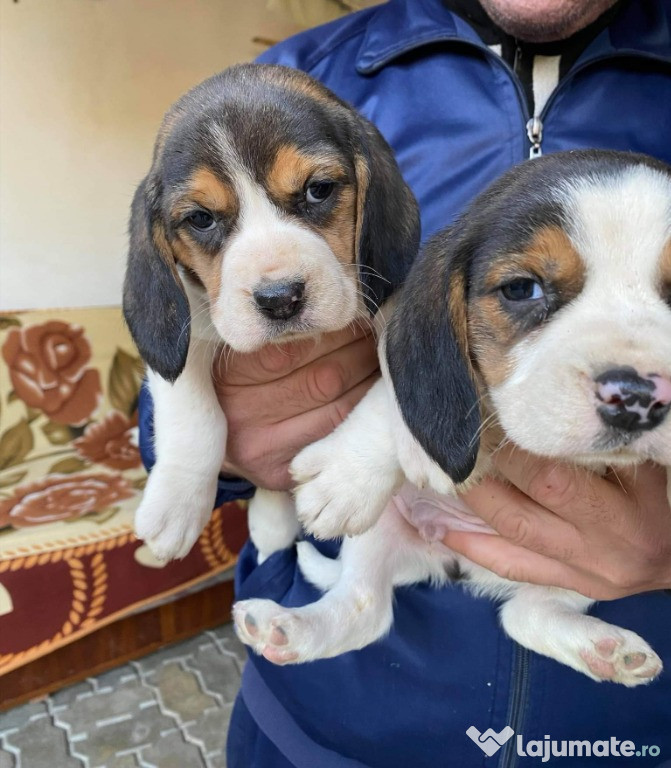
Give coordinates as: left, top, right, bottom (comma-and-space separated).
248, 489, 300, 564
296, 540, 342, 591
234, 578, 395, 665
234, 514, 409, 664
500, 585, 662, 686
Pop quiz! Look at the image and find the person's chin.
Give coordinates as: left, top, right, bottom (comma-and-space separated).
478, 0, 618, 42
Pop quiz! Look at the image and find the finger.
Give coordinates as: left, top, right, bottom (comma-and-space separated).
268, 337, 379, 424
442, 530, 618, 600
215, 323, 372, 385
221, 337, 379, 425
604, 461, 668, 501
491, 444, 623, 524
277, 372, 378, 449
460, 476, 581, 560
224, 374, 378, 491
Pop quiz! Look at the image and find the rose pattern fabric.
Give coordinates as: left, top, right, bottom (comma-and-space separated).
0, 310, 244, 679
0, 473, 134, 528
2, 321, 101, 425
74, 412, 141, 470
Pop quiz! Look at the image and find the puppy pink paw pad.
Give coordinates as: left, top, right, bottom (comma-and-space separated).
577, 632, 662, 685
594, 638, 618, 657
269, 624, 289, 646
243, 614, 259, 637
579, 650, 616, 679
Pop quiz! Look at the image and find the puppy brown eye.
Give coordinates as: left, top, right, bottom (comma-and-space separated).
186, 210, 216, 231
500, 279, 544, 302
306, 181, 335, 204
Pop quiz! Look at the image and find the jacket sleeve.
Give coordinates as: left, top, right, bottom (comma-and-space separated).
137, 382, 256, 504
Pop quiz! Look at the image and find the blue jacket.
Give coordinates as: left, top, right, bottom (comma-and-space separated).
140, 2, 671, 766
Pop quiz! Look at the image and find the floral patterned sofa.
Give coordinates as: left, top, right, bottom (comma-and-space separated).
0, 307, 248, 707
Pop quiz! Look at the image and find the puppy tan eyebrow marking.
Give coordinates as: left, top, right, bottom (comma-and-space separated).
469, 226, 586, 389
266, 145, 348, 202
483, 226, 585, 294
267, 145, 356, 266
165, 167, 236, 304
173, 167, 239, 219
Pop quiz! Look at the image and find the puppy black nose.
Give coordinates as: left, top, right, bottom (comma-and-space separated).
595, 366, 671, 432
253, 280, 305, 321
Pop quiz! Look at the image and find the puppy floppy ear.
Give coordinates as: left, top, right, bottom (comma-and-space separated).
385, 229, 480, 483
123, 175, 190, 382
353, 120, 420, 312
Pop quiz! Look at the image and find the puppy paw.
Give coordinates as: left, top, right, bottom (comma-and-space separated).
291, 438, 398, 539
233, 600, 312, 665
134, 467, 216, 561
578, 630, 662, 686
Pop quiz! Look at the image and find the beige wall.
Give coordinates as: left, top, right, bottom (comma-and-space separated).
0, 0, 299, 310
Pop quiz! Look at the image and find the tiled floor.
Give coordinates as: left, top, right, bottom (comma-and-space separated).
0, 623, 246, 768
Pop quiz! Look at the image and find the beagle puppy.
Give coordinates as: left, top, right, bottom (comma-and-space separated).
123, 64, 419, 562
234, 150, 671, 686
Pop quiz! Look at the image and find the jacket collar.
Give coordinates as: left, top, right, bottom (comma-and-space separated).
355, 0, 671, 74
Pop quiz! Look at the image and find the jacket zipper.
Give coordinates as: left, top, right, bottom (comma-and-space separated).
498, 644, 531, 768
376, 37, 671, 161
525, 51, 671, 159
481, 47, 671, 161
511, 41, 544, 158
526, 117, 543, 158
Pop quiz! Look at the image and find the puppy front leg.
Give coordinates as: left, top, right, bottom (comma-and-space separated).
500, 584, 662, 686
135, 339, 226, 561
291, 378, 404, 539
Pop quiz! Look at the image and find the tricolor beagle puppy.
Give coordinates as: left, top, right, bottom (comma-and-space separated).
123, 64, 419, 562
235, 150, 671, 686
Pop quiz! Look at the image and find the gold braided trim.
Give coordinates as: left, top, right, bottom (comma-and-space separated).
81, 553, 108, 629
0, 500, 245, 675
0, 557, 237, 677
0, 552, 108, 672
0, 533, 133, 572
200, 506, 235, 569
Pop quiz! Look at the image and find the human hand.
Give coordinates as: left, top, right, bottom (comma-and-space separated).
444, 446, 671, 600
213, 324, 378, 491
